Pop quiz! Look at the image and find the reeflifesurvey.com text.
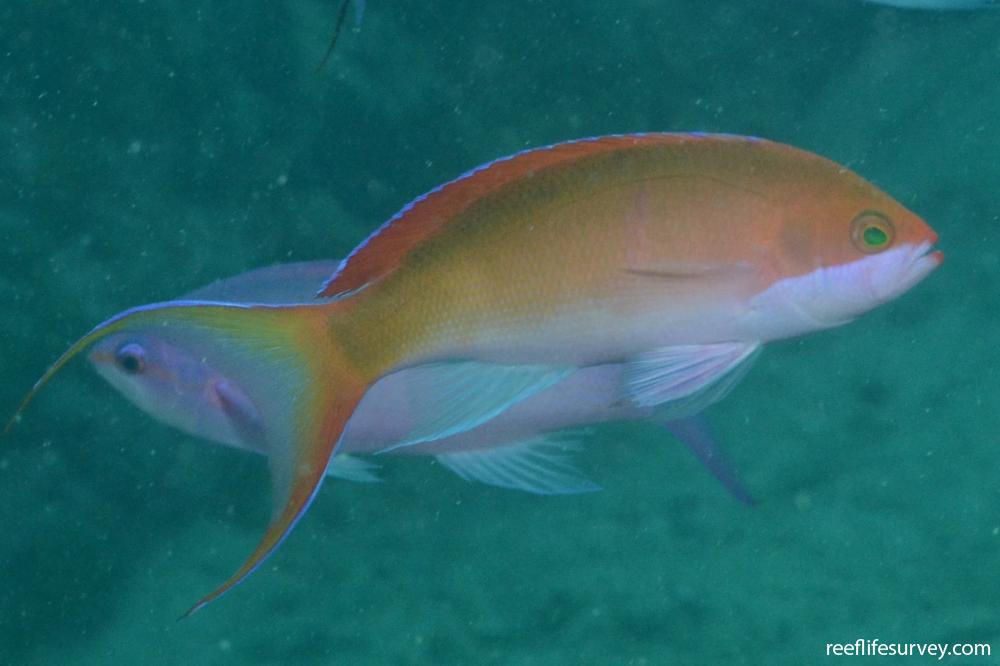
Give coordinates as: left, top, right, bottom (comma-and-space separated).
825, 639, 990, 659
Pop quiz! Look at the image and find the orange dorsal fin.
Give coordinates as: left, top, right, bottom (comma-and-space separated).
318, 133, 722, 298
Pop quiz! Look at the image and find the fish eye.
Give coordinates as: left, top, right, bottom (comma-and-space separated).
851, 211, 895, 254
115, 342, 147, 375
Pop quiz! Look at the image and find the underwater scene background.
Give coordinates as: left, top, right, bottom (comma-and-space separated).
1, 1, 997, 663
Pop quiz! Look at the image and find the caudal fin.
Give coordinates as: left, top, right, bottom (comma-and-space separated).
4, 299, 367, 616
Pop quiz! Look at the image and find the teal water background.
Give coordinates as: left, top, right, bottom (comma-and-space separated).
1, 1, 997, 663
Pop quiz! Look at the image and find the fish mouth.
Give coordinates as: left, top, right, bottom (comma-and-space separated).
824, 239, 942, 320
911, 239, 943, 274
922, 244, 944, 268
920, 228, 943, 266
880, 240, 941, 301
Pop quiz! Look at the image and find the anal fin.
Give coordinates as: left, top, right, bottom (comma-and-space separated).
436, 434, 600, 495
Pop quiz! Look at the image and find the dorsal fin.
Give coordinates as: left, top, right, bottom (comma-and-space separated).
185, 260, 340, 304
318, 133, 755, 298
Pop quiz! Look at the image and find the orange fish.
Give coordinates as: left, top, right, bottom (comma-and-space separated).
5, 133, 941, 615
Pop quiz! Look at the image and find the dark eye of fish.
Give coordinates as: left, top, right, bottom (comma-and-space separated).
115, 342, 147, 375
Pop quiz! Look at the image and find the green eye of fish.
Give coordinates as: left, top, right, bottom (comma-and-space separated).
851, 211, 895, 254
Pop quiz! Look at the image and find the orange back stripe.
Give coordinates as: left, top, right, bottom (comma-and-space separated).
318, 133, 750, 298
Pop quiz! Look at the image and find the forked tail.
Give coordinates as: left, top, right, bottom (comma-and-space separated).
4, 299, 368, 617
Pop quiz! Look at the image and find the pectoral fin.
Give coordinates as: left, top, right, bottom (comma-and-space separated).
624, 342, 759, 411
214, 378, 266, 450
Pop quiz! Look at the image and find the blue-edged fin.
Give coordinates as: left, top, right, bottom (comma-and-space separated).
624, 342, 759, 410
435, 434, 601, 495
663, 416, 754, 506
377, 362, 573, 452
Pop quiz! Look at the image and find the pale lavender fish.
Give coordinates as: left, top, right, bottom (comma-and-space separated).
88, 261, 753, 502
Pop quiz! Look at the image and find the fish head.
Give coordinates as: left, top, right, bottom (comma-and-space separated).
741, 157, 941, 340
87, 331, 247, 448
